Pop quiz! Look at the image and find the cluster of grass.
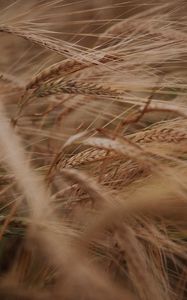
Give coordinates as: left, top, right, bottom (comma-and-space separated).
0, 0, 187, 299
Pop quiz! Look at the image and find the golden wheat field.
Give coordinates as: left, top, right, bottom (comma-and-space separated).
0, 0, 187, 299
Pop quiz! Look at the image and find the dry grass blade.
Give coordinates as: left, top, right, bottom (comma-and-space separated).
139, 103, 187, 118
114, 225, 168, 300
0, 102, 53, 222
61, 168, 110, 207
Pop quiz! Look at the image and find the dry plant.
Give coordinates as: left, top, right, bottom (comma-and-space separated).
0, 1, 187, 299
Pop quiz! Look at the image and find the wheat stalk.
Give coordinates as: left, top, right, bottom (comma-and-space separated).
26, 53, 118, 90
0, 24, 80, 57
34, 78, 121, 97
60, 120, 187, 168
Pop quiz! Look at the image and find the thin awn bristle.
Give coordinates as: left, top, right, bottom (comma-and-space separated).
0, 24, 81, 57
